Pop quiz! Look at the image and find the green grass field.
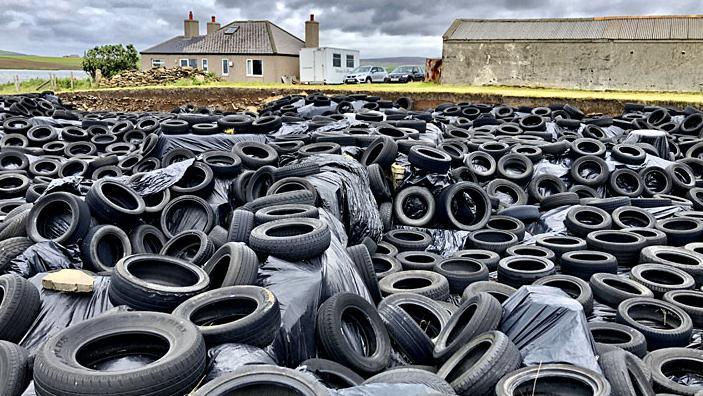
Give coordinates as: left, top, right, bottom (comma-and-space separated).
0, 55, 83, 70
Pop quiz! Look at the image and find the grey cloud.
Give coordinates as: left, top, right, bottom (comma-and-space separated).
1, 0, 702, 57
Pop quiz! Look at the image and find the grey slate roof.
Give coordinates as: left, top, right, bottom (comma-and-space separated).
444, 15, 703, 41
141, 20, 303, 55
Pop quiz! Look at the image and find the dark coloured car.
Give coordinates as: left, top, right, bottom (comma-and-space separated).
384, 65, 425, 83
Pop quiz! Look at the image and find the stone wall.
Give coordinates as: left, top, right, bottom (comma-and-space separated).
441, 40, 703, 92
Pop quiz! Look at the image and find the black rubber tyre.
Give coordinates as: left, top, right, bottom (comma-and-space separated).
0, 341, 29, 396
535, 235, 587, 263
465, 230, 519, 256
655, 217, 703, 246
436, 182, 491, 231
171, 162, 215, 198
249, 218, 331, 260
364, 368, 455, 394
433, 292, 502, 362
273, 162, 320, 179
160, 195, 215, 239
347, 244, 382, 303
408, 146, 452, 173
202, 242, 259, 288
227, 208, 255, 245
496, 153, 534, 184
173, 285, 280, 347
160, 230, 215, 267
644, 348, 703, 396
628, 227, 668, 247
371, 254, 401, 279
241, 190, 316, 213
528, 174, 566, 202
298, 142, 341, 156
564, 205, 613, 238
462, 281, 517, 304
33, 311, 206, 396
208, 225, 228, 249
316, 292, 391, 375
571, 155, 610, 187
668, 162, 696, 192
0, 206, 31, 240
0, 274, 40, 343
396, 251, 443, 270
0, 174, 29, 199
663, 290, 703, 327
26, 192, 91, 245
433, 257, 489, 293
486, 215, 526, 240
616, 297, 693, 350
497, 204, 541, 222
129, 224, 166, 254
244, 165, 277, 202
437, 330, 521, 396
360, 136, 398, 167
379, 270, 450, 301
217, 114, 254, 132
639, 166, 673, 196
586, 230, 647, 266
612, 144, 647, 165
367, 163, 392, 201
590, 273, 654, 307
505, 245, 554, 263
162, 147, 195, 166
376, 241, 398, 257
160, 119, 191, 134
560, 250, 618, 280
533, 274, 594, 315
80, 225, 132, 272
497, 255, 556, 288
299, 358, 363, 389
495, 364, 611, 396
609, 168, 644, 198
86, 179, 146, 226
232, 142, 278, 168
108, 254, 210, 312
583, 196, 632, 212
377, 292, 451, 364
588, 322, 648, 358
0, 237, 33, 273
383, 229, 432, 252
612, 206, 656, 229
201, 151, 242, 177
629, 263, 695, 297
143, 188, 171, 216
465, 151, 496, 180
393, 186, 435, 227
596, 350, 655, 396
451, 250, 499, 272
192, 365, 329, 396
379, 201, 393, 232
254, 204, 319, 224
572, 138, 607, 158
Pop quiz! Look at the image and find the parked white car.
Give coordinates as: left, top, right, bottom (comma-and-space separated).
344, 66, 387, 84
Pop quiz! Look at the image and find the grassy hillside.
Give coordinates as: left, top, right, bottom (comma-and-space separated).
0, 55, 82, 70
0, 50, 25, 56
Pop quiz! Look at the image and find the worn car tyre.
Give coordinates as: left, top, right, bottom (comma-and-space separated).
249, 218, 330, 260
588, 321, 648, 358
33, 311, 206, 396
160, 230, 215, 267
0, 274, 40, 343
393, 186, 435, 227
26, 192, 91, 245
379, 270, 450, 301
80, 225, 132, 272
129, 224, 166, 254
0, 341, 29, 396
192, 365, 329, 396
383, 229, 432, 252
616, 297, 693, 350
497, 255, 556, 288
644, 348, 703, 396
495, 364, 611, 396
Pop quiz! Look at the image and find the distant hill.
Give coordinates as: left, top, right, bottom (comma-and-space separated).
0, 55, 82, 70
361, 57, 427, 67
0, 50, 25, 56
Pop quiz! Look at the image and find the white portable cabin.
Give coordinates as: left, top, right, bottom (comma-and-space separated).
299, 47, 360, 84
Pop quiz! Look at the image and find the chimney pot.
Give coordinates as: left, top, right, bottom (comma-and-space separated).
184, 12, 199, 38
310, 14, 314, 21
188, 11, 193, 20
211, 16, 216, 22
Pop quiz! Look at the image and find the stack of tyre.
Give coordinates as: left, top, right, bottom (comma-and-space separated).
0, 93, 701, 395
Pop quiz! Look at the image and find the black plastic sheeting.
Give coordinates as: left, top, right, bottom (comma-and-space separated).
9, 242, 83, 278
259, 209, 371, 367
295, 154, 383, 245
20, 273, 113, 353
330, 383, 444, 395
500, 285, 601, 373
154, 133, 266, 157
205, 343, 277, 383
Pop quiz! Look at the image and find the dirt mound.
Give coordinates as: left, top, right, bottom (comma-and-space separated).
100, 67, 219, 88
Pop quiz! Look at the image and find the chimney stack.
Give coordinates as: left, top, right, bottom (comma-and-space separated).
207, 15, 221, 35
304, 14, 319, 48
184, 11, 200, 38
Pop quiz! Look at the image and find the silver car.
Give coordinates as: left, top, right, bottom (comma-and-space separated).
344, 66, 387, 84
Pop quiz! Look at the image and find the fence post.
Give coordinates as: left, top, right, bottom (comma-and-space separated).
14, 75, 20, 92
70, 71, 74, 90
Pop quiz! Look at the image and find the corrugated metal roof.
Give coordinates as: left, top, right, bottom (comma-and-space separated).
445, 15, 703, 41
141, 20, 303, 55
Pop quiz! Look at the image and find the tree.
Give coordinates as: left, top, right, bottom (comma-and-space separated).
82, 44, 139, 79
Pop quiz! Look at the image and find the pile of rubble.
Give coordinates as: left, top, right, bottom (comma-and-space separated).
100, 67, 220, 88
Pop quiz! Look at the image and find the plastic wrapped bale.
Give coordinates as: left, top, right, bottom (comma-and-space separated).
204, 343, 277, 382
20, 273, 113, 354
258, 209, 372, 367
296, 154, 383, 245
154, 133, 266, 157
9, 242, 83, 278
499, 285, 601, 373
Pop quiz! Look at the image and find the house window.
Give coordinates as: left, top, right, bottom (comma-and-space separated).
188, 59, 197, 68
179, 59, 189, 67
221, 59, 229, 76
202, 58, 208, 72
246, 59, 263, 76
346, 54, 355, 68
332, 53, 341, 67
151, 59, 165, 68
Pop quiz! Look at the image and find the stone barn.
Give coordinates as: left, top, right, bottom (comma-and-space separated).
441, 15, 703, 92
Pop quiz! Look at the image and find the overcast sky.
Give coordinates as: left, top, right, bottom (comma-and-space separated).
1, 0, 702, 58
